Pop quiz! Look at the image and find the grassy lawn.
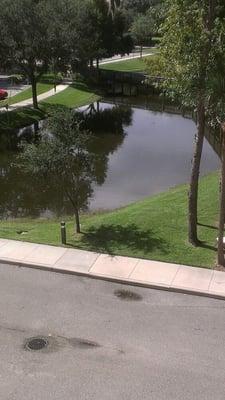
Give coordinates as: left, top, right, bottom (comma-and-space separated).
101, 54, 156, 72
0, 172, 219, 269
0, 83, 100, 130
7, 83, 53, 105
42, 83, 100, 108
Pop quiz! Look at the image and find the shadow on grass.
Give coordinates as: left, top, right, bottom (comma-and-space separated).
198, 241, 217, 252
70, 82, 102, 98
74, 223, 168, 256
198, 222, 218, 231
0, 107, 45, 130
197, 222, 218, 251
70, 82, 95, 93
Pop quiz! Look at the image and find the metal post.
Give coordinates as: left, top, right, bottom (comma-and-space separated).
61, 221, 66, 245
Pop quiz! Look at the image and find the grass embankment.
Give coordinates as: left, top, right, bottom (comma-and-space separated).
0, 172, 219, 269
43, 83, 100, 108
8, 83, 53, 105
0, 52, 155, 129
0, 83, 100, 130
0, 83, 53, 109
101, 53, 156, 72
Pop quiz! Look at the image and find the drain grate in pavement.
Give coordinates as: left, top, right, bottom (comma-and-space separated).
114, 289, 142, 301
25, 337, 49, 351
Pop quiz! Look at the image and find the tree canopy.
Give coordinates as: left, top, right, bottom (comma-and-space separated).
146, 0, 225, 247
0, 0, 134, 106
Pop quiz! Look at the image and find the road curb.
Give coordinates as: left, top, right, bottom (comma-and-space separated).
1, 257, 225, 302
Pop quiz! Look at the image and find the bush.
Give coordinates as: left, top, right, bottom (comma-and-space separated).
10, 74, 25, 84
152, 37, 161, 46
72, 72, 85, 83
39, 73, 63, 84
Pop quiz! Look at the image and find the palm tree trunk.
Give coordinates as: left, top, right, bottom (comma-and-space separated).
188, 101, 205, 246
217, 123, 225, 266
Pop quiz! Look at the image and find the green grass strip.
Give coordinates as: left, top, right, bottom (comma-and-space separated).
101, 54, 156, 72
42, 83, 100, 108
7, 83, 53, 105
0, 172, 219, 269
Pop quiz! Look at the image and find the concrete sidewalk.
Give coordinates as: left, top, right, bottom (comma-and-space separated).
99, 52, 155, 65
9, 84, 69, 109
0, 238, 224, 300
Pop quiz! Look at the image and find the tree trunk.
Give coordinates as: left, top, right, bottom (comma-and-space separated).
54, 70, 57, 93
96, 58, 99, 69
30, 73, 38, 109
188, 101, 205, 246
140, 45, 143, 59
75, 208, 81, 234
217, 123, 225, 266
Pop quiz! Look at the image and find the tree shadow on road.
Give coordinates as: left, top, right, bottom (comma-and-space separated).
76, 223, 168, 256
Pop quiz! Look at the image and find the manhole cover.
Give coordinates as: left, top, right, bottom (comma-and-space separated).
114, 289, 142, 301
25, 337, 49, 351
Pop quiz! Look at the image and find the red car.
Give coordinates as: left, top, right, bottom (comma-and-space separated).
0, 89, 8, 100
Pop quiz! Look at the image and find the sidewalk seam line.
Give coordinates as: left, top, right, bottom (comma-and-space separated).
88, 253, 101, 272
128, 259, 140, 279
170, 265, 182, 286
51, 247, 71, 266
208, 270, 215, 291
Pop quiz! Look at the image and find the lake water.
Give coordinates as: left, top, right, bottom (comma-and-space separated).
90, 102, 219, 210
0, 101, 220, 219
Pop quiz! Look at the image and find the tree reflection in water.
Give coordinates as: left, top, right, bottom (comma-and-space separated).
0, 103, 133, 219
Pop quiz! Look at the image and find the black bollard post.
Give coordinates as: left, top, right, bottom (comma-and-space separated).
61, 221, 66, 245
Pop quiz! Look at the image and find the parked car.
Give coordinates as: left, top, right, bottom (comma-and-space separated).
0, 89, 8, 100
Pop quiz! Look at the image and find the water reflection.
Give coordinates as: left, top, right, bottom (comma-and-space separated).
0, 101, 220, 219
0, 103, 131, 218
90, 104, 219, 210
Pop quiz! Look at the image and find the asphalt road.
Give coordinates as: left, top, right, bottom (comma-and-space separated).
0, 263, 225, 400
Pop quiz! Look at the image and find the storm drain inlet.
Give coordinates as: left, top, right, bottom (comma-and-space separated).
25, 337, 49, 351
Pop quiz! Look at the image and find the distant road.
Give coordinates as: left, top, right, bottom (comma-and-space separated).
0, 262, 225, 400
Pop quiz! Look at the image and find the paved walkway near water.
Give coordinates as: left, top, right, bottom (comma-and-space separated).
0, 238, 224, 300
9, 84, 69, 109
99, 51, 155, 65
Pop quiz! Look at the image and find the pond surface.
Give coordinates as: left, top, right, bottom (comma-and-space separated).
0, 101, 220, 219
90, 102, 219, 210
